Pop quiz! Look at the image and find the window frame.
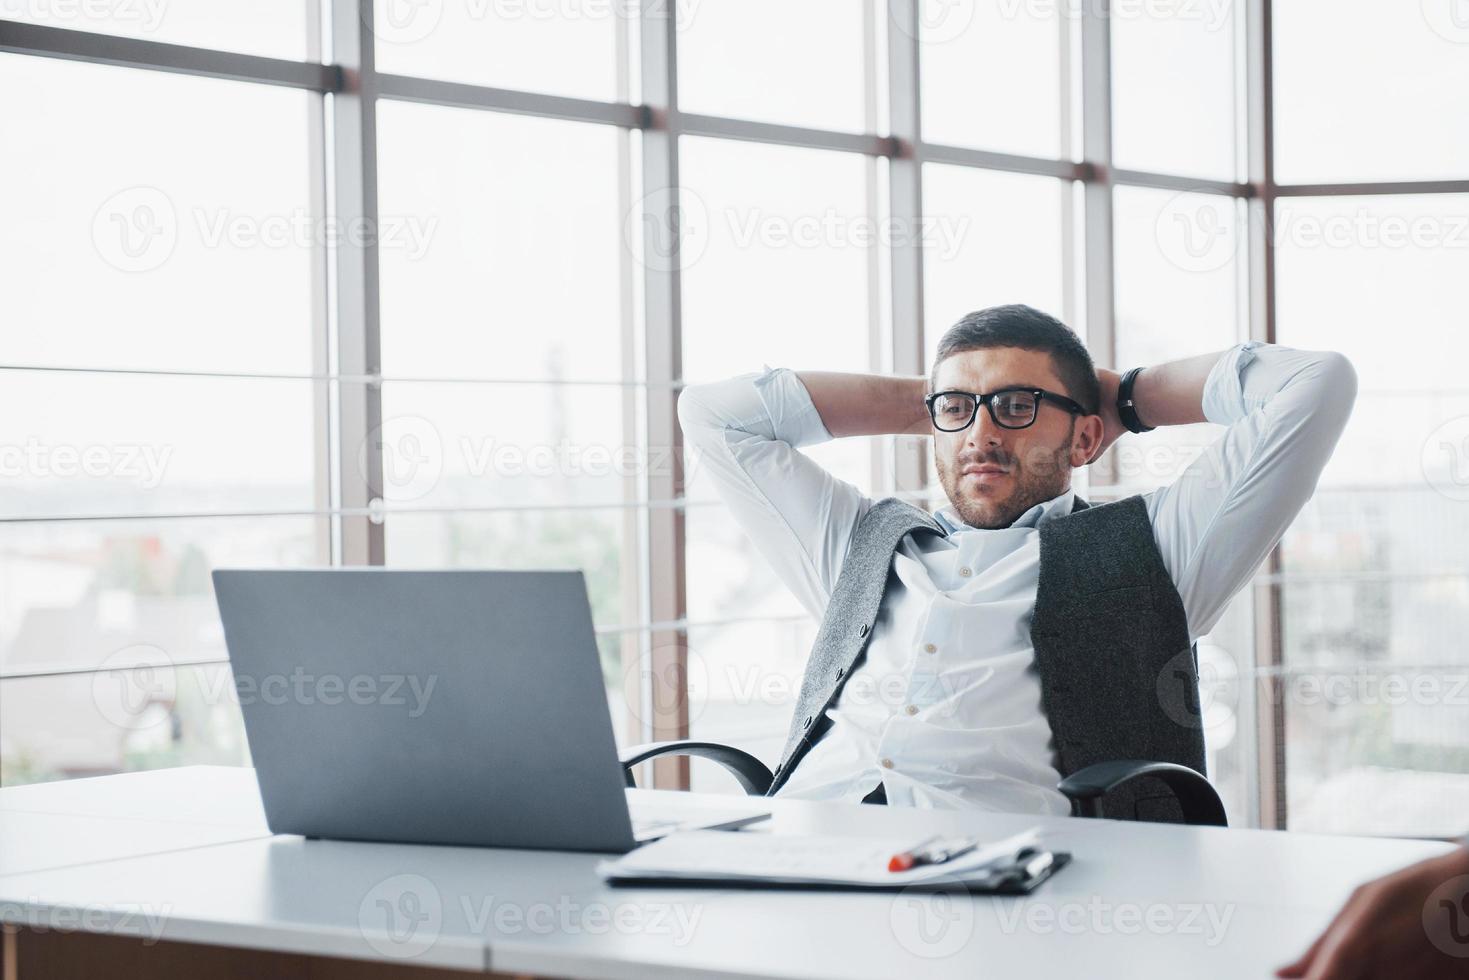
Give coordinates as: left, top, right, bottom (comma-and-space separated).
4, 1, 1467, 829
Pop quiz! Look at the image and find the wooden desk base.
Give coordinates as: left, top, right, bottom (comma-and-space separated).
3, 927, 534, 980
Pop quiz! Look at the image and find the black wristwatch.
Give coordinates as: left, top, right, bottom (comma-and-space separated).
1117, 366, 1154, 434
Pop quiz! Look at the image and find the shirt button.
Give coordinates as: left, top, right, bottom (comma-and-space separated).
880, 758, 894, 770
958, 566, 972, 577
905, 704, 918, 716
923, 643, 937, 654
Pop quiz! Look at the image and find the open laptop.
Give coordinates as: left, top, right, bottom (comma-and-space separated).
212, 568, 768, 853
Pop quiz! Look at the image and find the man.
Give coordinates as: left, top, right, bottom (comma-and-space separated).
1277, 844, 1469, 979
678, 304, 1356, 814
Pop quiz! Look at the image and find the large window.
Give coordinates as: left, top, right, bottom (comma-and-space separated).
3, 3, 1466, 838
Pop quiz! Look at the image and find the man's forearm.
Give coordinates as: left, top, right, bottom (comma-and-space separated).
1125, 350, 1227, 429
795, 371, 931, 439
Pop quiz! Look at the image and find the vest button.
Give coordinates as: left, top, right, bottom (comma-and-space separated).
803, 715, 813, 729
857, 624, 869, 638
835, 667, 845, 679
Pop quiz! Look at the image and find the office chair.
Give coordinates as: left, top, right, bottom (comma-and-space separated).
619, 724, 1228, 827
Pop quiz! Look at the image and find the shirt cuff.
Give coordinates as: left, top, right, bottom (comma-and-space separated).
1200, 340, 1267, 426
752, 366, 834, 448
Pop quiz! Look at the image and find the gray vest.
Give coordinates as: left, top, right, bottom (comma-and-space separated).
767, 493, 1205, 823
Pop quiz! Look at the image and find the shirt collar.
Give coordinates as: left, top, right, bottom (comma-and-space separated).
935, 487, 1076, 534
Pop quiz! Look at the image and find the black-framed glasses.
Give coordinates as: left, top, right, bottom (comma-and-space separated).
924, 387, 1086, 432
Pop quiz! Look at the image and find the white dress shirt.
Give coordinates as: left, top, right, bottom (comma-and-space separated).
677, 342, 1357, 813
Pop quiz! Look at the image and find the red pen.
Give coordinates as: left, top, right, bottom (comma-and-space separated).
888, 834, 981, 872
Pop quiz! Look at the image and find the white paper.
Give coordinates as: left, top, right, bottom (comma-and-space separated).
599, 827, 1042, 887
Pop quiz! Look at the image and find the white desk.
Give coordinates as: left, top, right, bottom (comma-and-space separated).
0, 766, 1454, 979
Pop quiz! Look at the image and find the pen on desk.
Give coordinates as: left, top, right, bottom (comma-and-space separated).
887, 834, 982, 872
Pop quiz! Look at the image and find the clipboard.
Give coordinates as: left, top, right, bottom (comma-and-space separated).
603, 846, 1071, 894
597, 828, 1070, 894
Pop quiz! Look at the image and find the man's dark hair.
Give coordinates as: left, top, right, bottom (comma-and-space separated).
931, 304, 1101, 415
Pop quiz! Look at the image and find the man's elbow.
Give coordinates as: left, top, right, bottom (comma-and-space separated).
1319, 349, 1358, 407
1305, 350, 1359, 434
676, 383, 729, 452
676, 384, 710, 436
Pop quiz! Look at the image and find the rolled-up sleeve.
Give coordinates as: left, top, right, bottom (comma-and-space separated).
678, 368, 872, 619
1146, 342, 1359, 640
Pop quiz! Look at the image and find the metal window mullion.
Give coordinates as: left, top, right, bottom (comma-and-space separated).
330, 0, 385, 566
1081, 0, 1117, 487
0, 18, 338, 90
614, 10, 647, 752
888, 0, 927, 498
640, 3, 690, 789
1246, 0, 1284, 831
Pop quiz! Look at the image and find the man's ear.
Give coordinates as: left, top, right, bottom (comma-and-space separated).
1069, 414, 1104, 467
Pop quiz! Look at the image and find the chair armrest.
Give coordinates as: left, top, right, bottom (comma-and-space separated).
619, 740, 774, 796
1058, 760, 1227, 827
